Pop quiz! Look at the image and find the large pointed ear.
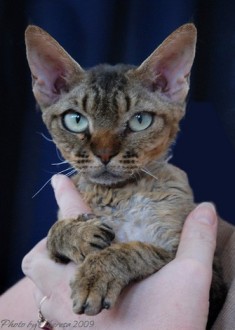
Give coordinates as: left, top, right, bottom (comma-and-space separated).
131, 24, 197, 103
25, 26, 84, 108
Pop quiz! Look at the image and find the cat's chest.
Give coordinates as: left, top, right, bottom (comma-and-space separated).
90, 189, 156, 241
77, 177, 188, 251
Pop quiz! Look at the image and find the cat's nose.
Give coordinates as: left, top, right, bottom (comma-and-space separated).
90, 132, 120, 165
94, 148, 118, 165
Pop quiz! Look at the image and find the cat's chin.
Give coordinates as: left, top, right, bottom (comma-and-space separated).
88, 170, 130, 186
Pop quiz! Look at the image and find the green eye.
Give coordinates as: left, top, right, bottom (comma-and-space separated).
62, 111, 89, 133
128, 112, 153, 132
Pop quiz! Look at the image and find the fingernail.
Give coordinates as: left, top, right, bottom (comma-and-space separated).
193, 202, 216, 225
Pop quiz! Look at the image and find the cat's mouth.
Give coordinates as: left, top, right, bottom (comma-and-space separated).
88, 169, 130, 186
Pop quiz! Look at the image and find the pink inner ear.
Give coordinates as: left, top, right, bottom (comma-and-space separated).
54, 75, 68, 93
153, 49, 193, 101
33, 52, 67, 89
135, 24, 197, 103
152, 73, 168, 92
25, 26, 84, 108
30, 51, 69, 106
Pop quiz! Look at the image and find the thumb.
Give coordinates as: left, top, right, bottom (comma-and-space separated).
177, 202, 218, 267
51, 174, 92, 218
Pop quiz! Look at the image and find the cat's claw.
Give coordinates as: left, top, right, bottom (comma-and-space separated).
72, 294, 111, 315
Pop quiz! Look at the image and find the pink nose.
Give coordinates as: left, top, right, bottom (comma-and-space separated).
95, 148, 117, 165
90, 132, 121, 165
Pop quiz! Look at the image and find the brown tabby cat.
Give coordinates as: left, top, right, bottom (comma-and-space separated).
25, 24, 226, 327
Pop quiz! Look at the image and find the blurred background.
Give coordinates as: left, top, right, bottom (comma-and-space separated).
1, 0, 235, 294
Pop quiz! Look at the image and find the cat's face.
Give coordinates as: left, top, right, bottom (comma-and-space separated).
25, 24, 197, 186
42, 65, 182, 185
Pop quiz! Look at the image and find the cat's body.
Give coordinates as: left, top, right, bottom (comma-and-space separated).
25, 24, 226, 326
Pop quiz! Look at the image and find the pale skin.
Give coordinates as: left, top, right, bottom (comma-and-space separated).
0, 175, 217, 330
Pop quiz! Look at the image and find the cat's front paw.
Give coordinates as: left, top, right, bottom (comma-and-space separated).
70, 251, 127, 315
47, 216, 115, 264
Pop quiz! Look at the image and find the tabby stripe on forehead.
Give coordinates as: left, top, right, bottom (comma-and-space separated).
125, 95, 131, 112
92, 85, 101, 107
82, 94, 88, 112
112, 91, 131, 113
112, 96, 118, 111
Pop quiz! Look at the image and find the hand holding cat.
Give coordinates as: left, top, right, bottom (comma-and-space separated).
51, 173, 92, 218
22, 174, 217, 329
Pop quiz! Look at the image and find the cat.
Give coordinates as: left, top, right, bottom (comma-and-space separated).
25, 23, 226, 327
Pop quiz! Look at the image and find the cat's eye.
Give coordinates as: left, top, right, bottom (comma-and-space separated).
62, 111, 89, 133
128, 112, 153, 132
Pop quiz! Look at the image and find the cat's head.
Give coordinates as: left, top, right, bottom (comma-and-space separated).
25, 24, 196, 186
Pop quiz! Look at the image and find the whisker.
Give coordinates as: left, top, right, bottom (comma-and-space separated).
54, 167, 74, 175
51, 160, 69, 166
32, 177, 54, 199
65, 168, 78, 177
38, 131, 65, 164
37, 132, 54, 143
32, 166, 76, 198
55, 147, 64, 162
141, 167, 159, 181
165, 153, 173, 162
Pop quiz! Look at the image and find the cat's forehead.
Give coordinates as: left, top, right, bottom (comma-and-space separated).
69, 64, 138, 123
87, 64, 134, 91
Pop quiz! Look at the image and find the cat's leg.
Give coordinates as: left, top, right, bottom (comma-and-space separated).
47, 215, 115, 264
70, 241, 174, 315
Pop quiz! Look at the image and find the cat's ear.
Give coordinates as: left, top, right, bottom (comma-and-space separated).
25, 26, 84, 108
132, 24, 197, 103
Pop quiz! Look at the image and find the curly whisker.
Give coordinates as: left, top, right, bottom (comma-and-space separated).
32, 166, 78, 199
51, 160, 69, 166
140, 167, 159, 181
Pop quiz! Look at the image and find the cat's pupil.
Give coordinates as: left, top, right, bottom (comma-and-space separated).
75, 114, 80, 123
136, 114, 143, 124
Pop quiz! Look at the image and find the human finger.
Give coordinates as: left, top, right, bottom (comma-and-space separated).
176, 202, 218, 266
22, 238, 76, 294
51, 174, 91, 218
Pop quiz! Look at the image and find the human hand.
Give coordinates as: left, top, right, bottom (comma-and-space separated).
22, 174, 218, 330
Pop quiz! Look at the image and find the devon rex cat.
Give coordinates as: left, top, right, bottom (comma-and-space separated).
25, 23, 226, 327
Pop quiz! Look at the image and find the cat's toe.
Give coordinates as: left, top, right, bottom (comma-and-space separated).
71, 290, 86, 314
70, 252, 126, 315
81, 298, 103, 316
71, 279, 121, 315
72, 299, 90, 315
72, 295, 112, 315
71, 288, 103, 316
